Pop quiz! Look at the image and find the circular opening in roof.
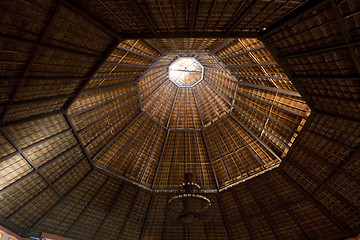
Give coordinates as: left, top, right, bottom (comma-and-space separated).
168, 57, 204, 87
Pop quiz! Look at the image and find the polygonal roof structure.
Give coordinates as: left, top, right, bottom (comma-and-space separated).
71, 37, 311, 191
0, 1, 359, 240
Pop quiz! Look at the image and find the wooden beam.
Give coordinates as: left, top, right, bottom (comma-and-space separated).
166, 87, 179, 128
330, 0, 360, 74
231, 189, 255, 240
63, 38, 120, 111
206, 67, 237, 82
103, 62, 150, 68
91, 112, 142, 161
207, 126, 233, 180
201, 131, 220, 189
202, 81, 231, 110
117, 46, 156, 60
231, 108, 289, 149
64, 113, 95, 169
80, 80, 138, 95
64, 176, 110, 237
139, 195, 154, 240
60, 0, 124, 40
167, 130, 178, 187
0, 93, 74, 110
264, 175, 312, 239
190, 0, 200, 34
229, 113, 282, 162
223, 117, 266, 167
158, 84, 176, 123
203, 78, 233, 106
124, 31, 258, 40
0, 76, 86, 82
280, 170, 354, 236
294, 144, 360, 185
138, 126, 163, 182
235, 89, 308, 118
198, 84, 221, 118
246, 182, 280, 240
1, 131, 64, 199
144, 39, 164, 55
116, 191, 140, 238
142, 75, 169, 103
139, 70, 168, 89
69, 89, 136, 118
161, 197, 170, 240
215, 121, 249, 174
0, 109, 64, 130
192, 131, 204, 186
226, 0, 258, 34
262, 0, 331, 36
152, 130, 170, 189
285, 158, 360, 214
167, 39, 177, 52
198, 39, 211, 52
148, 81, 173, 120
232, 98, 293, 133
0, 143, 78, 194
0, 33, 101, 59
304, 127, 356, 151
77, 99, 139, 135
122, 121, 156, 176
194, 87, 212, 125
226, 62, 278, 69
259, 36, 316, 109
1, 127, 72, 163
91, 182, 125, 240
219, 45, 265, 61
283, 40, 360, 59
209, 39, 235, 55
192, 88, 204, 127
1, 2, 63, 122
236, 81, 301, 97
130, 1, 157, 35
0, 215, 30, 238
233, 73, 288, 81
216, 195, 234, 240
106, 117, 150, 168
28, 169, 92, 231
8, 157, 87, 223
140, 71, 168, 96
318, 149, 359, 193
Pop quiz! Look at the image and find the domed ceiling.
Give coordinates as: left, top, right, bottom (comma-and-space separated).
1, 1, 359, 239
67, 38, 311, 190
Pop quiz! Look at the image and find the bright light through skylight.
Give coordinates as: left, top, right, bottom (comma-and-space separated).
168, 57, 203, 87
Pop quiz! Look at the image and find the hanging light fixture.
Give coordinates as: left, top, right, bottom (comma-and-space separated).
168, 173, 211, 224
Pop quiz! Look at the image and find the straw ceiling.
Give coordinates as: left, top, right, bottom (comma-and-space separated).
0, 0, 359, 239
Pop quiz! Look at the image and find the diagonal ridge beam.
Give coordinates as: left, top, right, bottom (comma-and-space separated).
1, 130, 64, 199
91, 112, 143, 161
28, 168, 92, 232
64, 176, 110, 236
229, 113, 282, 162
219, 45, 265, 62
63, 38, 121, 111
236, 81, 301, 97
262, 0, 331, 37
226, 1, 258, 34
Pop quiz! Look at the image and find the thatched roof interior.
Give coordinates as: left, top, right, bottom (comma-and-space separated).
0, 0, 359, 239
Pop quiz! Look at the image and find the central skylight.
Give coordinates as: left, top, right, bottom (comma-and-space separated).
168, 57, 204, 87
